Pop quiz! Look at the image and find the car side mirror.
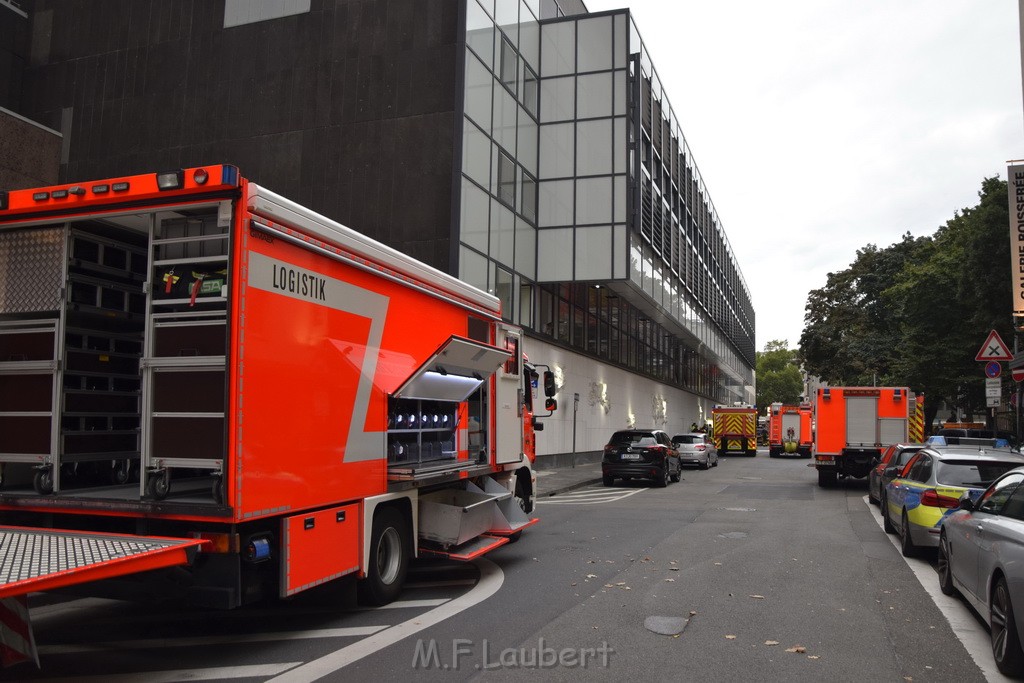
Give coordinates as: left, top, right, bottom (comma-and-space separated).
958, 495, 975, 512
883, 466, 899, 477
543, 371, 556, 397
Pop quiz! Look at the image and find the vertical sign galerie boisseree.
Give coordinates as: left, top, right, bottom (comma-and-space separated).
1011, 163, 1024, 317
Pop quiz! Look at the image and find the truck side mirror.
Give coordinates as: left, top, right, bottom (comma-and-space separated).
545, 397, 557, 411
543, 371, 556, 397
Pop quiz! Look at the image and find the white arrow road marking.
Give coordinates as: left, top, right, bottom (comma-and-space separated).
267, 558, 504, 682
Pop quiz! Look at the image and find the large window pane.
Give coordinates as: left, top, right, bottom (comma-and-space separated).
538, 179, 573, 227
519, 2, 540, 71
613, 116, 626, 173
537, 228, 574, 280
521, 172, 537, 223
494, 265, 514, 319
539, 75, 574, 123
523, 66, 539, 117
538, 122, 573, 179
460, 178, 489, 252
614, 175, 626, 222
462, 118, 490, 186
575, 225, 611, 280
613, 224, 627, 278
519, 281, 534, 327
614, 13, 626, 69
577, 72, 612, 119
540, 20, 574, 76
515, 217, 537, 278
492, 85, 517, 153
464, 51, 493, 130
497, 151, 516, 208
466, 0, 495, 71
577, 16, 612, 72
495, 1, 518, 47
500, 35, 517, 91
491, 198, 516, 268
517, 106, 537, 176
460, 245, 488, 291
613, 70, 626, 116
576, 176, 612, 225
576, 118, 612, 175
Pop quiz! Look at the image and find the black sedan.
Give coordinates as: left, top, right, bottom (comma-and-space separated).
602, 429, 681, 488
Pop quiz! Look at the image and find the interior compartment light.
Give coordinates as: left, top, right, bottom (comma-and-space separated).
112, 182, 130, 192
156, 169, 184, 191
91, 184, 109, 194
51, 189, 68, 199
32, 192, 49, 201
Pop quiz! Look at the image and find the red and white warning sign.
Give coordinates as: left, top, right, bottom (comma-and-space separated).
975, 329, 1013, 362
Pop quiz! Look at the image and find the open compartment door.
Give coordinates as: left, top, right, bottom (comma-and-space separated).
0, 527, 206, 599
393, 336, 510, 402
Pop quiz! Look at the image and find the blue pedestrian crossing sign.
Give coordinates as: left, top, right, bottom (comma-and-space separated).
976, 329, 1013, 362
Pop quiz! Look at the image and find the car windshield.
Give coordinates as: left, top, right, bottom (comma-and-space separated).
935, 460, 1022, 487
674, 435, 699, 444
610, 432, 657, 446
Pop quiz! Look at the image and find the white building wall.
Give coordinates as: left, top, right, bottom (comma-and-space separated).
524, 337, 711, 454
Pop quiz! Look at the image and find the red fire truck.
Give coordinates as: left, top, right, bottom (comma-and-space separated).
767, 403, 813, 458
813, 387, 923, 487
0, 166, 556, 625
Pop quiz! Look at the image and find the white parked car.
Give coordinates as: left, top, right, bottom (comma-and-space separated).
672, 433, 718, 470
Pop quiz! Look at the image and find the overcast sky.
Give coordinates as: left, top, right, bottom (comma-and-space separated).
583, 0, 1024, 353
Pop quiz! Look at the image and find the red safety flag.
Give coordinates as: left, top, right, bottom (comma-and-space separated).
0, 596, 39, 669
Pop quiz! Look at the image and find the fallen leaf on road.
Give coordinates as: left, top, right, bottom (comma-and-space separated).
807, 655, 820, 660
749, 595, 765, 600
785, 646, 807, 654
615, 582, 626, 586
725, 635, 737, 640
714, 562, 722, 566
571, 582, 577, 586
689, 610, 697, 616
665, 578, 675, 582
764, 640, 779, 646
586, 574, 597, 579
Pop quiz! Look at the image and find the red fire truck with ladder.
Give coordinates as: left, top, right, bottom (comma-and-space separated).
768, 403, 813, 458
813, 387, 924, 487
711, 405, 758, 457
0, 165, 558, 653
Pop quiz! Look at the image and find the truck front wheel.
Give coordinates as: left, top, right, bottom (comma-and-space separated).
359, 506, 410, 606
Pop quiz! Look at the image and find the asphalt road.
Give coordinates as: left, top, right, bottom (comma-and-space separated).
7, 453, 1002, 682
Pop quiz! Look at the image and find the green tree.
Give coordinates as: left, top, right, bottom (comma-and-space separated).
756, 340, 804, 407
799, 177, 1011, 427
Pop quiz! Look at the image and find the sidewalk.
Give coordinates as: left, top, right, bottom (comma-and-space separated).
535, 460, 603, 497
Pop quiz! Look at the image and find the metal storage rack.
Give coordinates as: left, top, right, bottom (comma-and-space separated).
0, 224, 146, 494
140, 214, 229, 502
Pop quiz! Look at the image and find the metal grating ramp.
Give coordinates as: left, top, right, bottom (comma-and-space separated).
0, 527, 206, 599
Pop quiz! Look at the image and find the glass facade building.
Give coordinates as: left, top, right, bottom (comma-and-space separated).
458, 2, 754, 405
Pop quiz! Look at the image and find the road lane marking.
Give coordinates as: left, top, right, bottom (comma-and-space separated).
267, 558, 504, 682
37, 625, 391, 655
864, 495, 1012, 683
538, 487, 646, 505
34, 663, 302, 682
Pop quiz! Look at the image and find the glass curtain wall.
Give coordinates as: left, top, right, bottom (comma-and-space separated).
459, 4, 754, 404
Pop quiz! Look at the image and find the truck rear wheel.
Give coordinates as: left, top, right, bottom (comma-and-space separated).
358, 506, 410, 606
817, 470, 837, 488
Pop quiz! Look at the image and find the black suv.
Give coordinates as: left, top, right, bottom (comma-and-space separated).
602, 429, 681, 488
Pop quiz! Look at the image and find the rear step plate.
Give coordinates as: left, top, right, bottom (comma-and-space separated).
419, 534, 509, 561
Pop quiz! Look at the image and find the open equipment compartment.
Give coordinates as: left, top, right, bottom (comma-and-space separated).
0, 221, 146, 494
140, 209, 230, 503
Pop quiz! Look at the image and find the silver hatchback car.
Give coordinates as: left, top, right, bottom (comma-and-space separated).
672, 432, 718, 470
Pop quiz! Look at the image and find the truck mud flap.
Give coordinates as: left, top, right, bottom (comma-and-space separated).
0, 526, 207, 599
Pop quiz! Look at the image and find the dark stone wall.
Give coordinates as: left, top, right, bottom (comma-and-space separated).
21, 0, 461, 271
0, 2, 30, 112
0, 111, 61, 188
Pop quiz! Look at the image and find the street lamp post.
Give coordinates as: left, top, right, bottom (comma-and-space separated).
572, 392, 580, 468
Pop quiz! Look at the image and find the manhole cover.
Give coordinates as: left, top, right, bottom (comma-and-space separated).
718, 531, 748, 539
645, 616, 688, 636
